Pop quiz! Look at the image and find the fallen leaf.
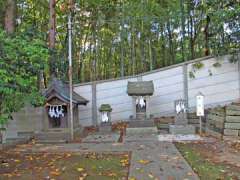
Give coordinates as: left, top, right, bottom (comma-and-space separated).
129, 177, 137, 180
138, 159, 150, 165
50, 171, 60, 176
14, 159, 21, 163
148, 173, 154, 178
77, 167, 84, 172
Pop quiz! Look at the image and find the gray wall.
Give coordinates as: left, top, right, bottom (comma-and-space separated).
6, 54, 240, 136
187, 55, 239, 110
74, 54, 240, 126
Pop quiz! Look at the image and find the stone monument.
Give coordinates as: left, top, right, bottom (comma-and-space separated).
169, 99, 196, 135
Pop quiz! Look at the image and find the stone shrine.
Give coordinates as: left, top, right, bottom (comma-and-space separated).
169, 99, 195, 135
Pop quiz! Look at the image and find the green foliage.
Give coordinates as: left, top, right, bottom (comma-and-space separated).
212, 62, 222, 68
189, 62, 204, 79
189, 71, 195, 79
0, 28, 49, 124
192, 62, 204, 70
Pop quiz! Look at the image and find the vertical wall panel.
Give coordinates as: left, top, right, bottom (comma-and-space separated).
143, 66, 184, 116
96, 78, 137, 123
74, 84, 93, 126
187, 56, 239, 111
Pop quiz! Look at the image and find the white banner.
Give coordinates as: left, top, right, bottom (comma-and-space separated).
196, 95, 204, 116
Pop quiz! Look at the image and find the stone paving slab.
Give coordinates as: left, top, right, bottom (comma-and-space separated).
158, 134, 203, 142
125, 133, 159, 142
81, 132, 119, 143
12, 133, 199, 180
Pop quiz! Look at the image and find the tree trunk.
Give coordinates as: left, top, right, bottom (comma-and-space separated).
167, 21, 175, 65
49, 0, 56, 49
120, 23, 125, 77
204, 15, 210, 56
190, 15, 195, 59
148, 39, 153, 71
4, 0, 16, 34
180, 0, 185, 61
49, 0, 56, 76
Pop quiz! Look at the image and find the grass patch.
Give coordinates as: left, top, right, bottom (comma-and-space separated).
175, 143, 240, 180
0, 152, 130, 180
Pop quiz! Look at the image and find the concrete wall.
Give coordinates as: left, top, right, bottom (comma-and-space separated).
74, 54, 240, 126
7, 54, 240, 135
4, 106, 44, 140
187, 55, 239, 111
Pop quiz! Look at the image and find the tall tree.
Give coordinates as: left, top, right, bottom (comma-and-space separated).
4, 0, 16, 34
49, 0, 56, 76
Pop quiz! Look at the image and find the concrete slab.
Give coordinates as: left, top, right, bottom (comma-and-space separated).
81, 133, 119, 143
169, 125, 196, 135
126, 127, 158, 135
158, 134, 203, 142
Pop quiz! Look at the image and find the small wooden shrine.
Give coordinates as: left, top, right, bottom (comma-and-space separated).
40, 78, 88, 141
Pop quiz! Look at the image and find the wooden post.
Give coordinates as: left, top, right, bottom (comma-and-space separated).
68, 14, 74, 140
183, 64, 189, 110
238, 55, 240, 101
199, 116, 202, 135
92, 82, 98, 126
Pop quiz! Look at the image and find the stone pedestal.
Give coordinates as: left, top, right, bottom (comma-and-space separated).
169, 125, 195, 135
99, 122, 112, 133
171, 99, 196, 135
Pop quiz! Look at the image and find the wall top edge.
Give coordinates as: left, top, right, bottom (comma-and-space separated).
74, 54, 233, 87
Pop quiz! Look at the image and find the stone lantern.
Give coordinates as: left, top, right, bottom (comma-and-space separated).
99, 104, 112, 124
99, 104, 112, 132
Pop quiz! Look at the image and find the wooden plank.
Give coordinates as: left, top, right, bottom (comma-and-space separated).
154, 117, 174, 124
215, 121, 225, 129
226, 104, 240, 111
187, 113, 198, 119
223, 129, 239, 136
223, 136, 240, 142
209, 107, 225, 116
226, 110, 240, 116
225, 123, 240, 129
205, 128, 222, 139
225, 116, 240, 123
207, 114, 225, 122
157, 124, 169, 129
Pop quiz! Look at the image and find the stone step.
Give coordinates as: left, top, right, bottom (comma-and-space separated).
126, 127, 158, 134
34, 131, 70, 142
35, 139, 67, 144
128, 119, 155, 128
18, 131, 34, 138
169, 125, 196, 135
136, 113, 146, 120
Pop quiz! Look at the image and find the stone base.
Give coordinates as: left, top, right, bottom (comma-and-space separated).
128, 119, 155, 128
158, 134, 202, 142
169, 125, 196, 135
126, 127, 158, 134
99, 122, 112, 133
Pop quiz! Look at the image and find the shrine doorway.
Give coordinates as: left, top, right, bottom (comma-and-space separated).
47, 105, 68, 128
136, 97, 147, 120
